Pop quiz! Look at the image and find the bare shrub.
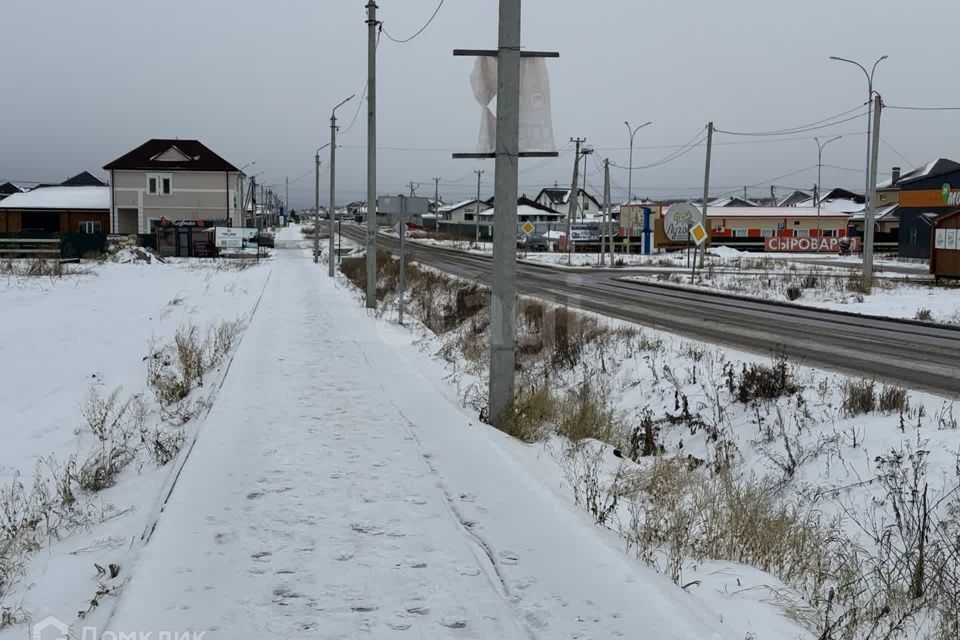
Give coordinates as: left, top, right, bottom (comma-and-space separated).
556, 379, 620, 443
558, 441, 632, 527
786, 285, 803, 301
495, 383, 555, 443
879, 385, 910, 414
915, 307, 933, 321
140, 426, 185, 466
730, 352, 800, 404
842, 379, 877, 417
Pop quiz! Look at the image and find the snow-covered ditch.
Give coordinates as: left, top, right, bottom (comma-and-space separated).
338, 247, 960, 640
0, 257, 270, 633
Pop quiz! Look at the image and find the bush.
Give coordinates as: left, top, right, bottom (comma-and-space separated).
495, 383, 555, 443
786, 285, 803, 301
915, 308, 933, 321
879, 385, 910, 414
732, 353, 799, 404
800, 274, 819, 289
842, 379, 877, 416
556, 380, 619, 443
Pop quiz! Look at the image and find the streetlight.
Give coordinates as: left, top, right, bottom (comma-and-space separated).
329, 94, 356, 277
315, 143, 331, 263
815, 135, 842, 237
624, 120, 652, 203
829, 55, 887, 280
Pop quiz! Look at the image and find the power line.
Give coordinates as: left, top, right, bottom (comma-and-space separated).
380, 0, 445, 43
879, 137, 915, 170
715, 108, 869, 137
609, 128, 706, 172
886, 105, 960, 111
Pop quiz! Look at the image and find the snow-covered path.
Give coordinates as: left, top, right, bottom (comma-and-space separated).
105, 239, 732, 639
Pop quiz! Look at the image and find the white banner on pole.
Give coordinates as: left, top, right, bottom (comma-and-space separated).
470, 57, 556, 154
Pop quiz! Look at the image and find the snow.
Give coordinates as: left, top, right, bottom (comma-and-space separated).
0, 186, 109, 210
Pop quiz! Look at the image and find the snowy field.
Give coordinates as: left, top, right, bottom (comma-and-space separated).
0, 253, 271, 636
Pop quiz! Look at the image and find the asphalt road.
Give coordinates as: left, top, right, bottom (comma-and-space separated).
340, 225, 960, 397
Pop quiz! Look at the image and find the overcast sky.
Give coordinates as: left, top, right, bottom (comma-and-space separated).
2, 0, 959, 207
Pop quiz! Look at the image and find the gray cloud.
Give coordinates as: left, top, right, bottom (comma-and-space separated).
2, 0, 957, 208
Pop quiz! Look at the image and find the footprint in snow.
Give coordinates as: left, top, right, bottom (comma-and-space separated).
498, 550, 519, 566
405, 496, 428, 506
459, 565, 481, 577
439, 617, 467, 629
459, 493, 476, 502
406, 606, 431, 616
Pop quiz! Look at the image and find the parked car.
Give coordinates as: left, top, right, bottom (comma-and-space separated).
255, 231, 275, 248
524, 235, 550, 251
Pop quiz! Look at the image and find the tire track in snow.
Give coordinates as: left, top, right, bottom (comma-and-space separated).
355, 344, 539, 640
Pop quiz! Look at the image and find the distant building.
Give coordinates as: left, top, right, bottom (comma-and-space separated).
709, 196, 759, 208
103, 139, 244, 233
440, 198, 491, 223
875, 159, 960, 259
0, 182, 25, 202
60, 171, 109, 187
534, 186, 601, 218
777, 190, 812, 207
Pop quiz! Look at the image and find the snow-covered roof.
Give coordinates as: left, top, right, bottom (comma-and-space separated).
709, 196, 760, 208
706, 206, 850, 219
0, 186, 109, 210
878, 158, 960, 188
478, 205, 564, 219
440, 198, 484, 213
848, 204, 899, 221
790, 197, 863, 213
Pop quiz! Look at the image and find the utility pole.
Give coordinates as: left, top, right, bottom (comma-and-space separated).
743, 186, 748, 202
407, 181, 419, 197
815, 135, 842, 238
771, 185, 776, 207
433, 176, 441, 231
602, 158, 611, 266
566, 137, 585, 264
864, 94, 881, 293
580, 147, 593, 222
285, 176, 289, 224
473, 169, 484, 245
488, 0, 522, 426
699, 122, 714, 268
624, 121, 651, 204
365, 1, 378, 309
314, 151, 322, 263
329, 96, 354, 277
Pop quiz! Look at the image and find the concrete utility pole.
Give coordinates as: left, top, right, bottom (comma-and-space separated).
474, 169, 484, 245
624, 120, 651, 203
488, 0, 522, 426
314, 145, 329, 263
365, 0, 379, 309
771, 185, 776, 207
285, 176, 289, 224
864, 94, 882, 292
580, 147, 592, 222
815, 135, 842, 237
566, 137, 584, 265
602, 158, 611, 265
743, 186, 748, 202
433, 177, 441, 231
699, 122, 714, 268
329, 95, 355, 277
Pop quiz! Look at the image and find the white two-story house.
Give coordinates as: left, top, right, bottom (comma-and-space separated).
103, 139, 245, 233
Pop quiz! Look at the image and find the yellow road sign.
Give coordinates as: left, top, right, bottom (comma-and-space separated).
690, 222, 708, 246
521, 221, 535, 235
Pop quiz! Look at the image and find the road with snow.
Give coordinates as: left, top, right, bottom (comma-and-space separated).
341, 224, 960, 396
102, 234, 733, 640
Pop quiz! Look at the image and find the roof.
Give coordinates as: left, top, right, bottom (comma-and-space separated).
706, 206, 850, 219
710, 196, 759, 207
479, 204, 564, 219
0, 182, 25, 195
777, 190, 812, 207
534, 187, 601, 208
60, 170, 108, 187
103, 139, 240, 172
849, 204, 900, 221
439, 198, 487, 213
0, 186, 109, 210
878, 158, 960, 188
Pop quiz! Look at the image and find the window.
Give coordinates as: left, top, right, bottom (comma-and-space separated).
147, 173, 173, 195
761, 229, 775, 238
732, 228, 749, 238
583, 201, 590, 211
909, 227, 919, 245
464, 213, 474, 221
79, 221, 102, 234
822, 229, 837, 238
795, 229, 810, 238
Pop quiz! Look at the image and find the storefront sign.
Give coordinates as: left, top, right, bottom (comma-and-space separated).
899, 187, 960, 208
215, 227, 244, 249
765, 236, 861, 253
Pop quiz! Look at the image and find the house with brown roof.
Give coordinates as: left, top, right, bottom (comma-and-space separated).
103, 139, 244, 233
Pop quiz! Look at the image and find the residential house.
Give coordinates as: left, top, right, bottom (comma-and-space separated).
0, 186, 110, 234
709, 196, 759, 208
60, 171, 109, 187
103, 139, 244, 234
0, 182, 25, 202
777, 190, 812, 207
534, 186, 601, 218
875, 159, 960, 258
440, 198, 492, 223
